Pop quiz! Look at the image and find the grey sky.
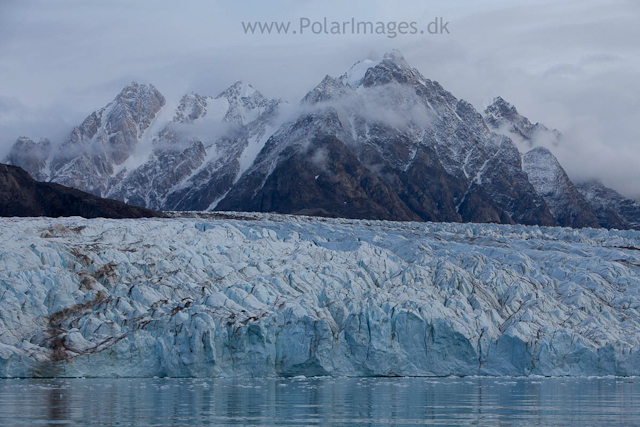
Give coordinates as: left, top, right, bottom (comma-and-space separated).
1, 0, 638, 197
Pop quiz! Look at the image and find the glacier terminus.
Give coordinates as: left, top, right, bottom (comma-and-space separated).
1, 213, 640, 378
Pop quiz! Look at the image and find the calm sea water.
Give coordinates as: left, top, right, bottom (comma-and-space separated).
1, 377, 639, 426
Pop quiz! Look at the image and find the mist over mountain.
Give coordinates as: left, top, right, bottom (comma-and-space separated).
4, 51, 639, 229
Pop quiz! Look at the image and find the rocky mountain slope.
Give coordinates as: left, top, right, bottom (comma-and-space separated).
484, 96, 561, 148
483, 98, 627, 229
49, 82, 167, 197
5, 81, 282, 212
4, 51, 634, 229
577, 180, 640, 230
0, 164, 159, 219
521, 147, 600, 228
482, 96, 639, 230
219, 52, 556, 226
1, 213, 640, 377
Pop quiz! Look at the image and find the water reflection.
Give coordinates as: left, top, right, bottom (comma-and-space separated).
0, 377, 638, 425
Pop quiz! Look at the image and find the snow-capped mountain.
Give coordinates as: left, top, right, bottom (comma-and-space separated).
522, 147, 600, 228
102, 81, 281, 211
482, 96, 639, 230
49, 82, 166, 197
484, 96, 561, 148
5, 80, 282, 211
159, 83, 281, 211
4, 51, 634, 229
219, 51, 556, 226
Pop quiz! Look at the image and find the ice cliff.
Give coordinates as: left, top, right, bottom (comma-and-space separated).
1, 213, 640, 378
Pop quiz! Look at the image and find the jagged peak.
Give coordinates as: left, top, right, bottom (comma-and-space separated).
485, 96, 520, 119
116, 81, 163, 101
216, 80, 262, 101
14, 136, 38, 146
8, 136, 51, 156
490, 96, 508, 106
339, 50, 414, 89
15, 136, 33, 143
178, 92, 208, 102
173, 92, 211, 123
523, 146, 562, 171
301, 75, 352, 104
485, 97, 562, 149
121, 80, 142, 90
382, 49, 410, 67
319, 74, 341, 85
311, 75, 345, 93
340, 59, 382, 88
110, 81, 166, 131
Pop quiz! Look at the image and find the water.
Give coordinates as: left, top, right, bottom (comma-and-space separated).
0, 377, 639, 426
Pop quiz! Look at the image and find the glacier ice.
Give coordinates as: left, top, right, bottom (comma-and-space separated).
1, 213, 640, 378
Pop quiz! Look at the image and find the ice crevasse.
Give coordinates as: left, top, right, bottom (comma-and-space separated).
1, 213, 640, 378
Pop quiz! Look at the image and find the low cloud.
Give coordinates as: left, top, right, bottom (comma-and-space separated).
0, 96, 73, 160
1, 0, 638, 197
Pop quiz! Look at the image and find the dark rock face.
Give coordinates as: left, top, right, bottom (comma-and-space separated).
218, 51, 558, 226
218, 133, 420, 221
0, 164, 160, 219
577, 180, 640, 230
381, 146, 466, 223
484, 99, 601, 229
460, 141, 556, 226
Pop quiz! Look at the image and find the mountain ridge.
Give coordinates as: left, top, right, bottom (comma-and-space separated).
5, 51, 635, 229
0, 163, 161, 219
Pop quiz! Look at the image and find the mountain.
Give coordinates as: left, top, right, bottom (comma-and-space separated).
4, 137, 52, 182
219, 51, 556, 226
158, 82, 281, 211
483, 96, 639, 230
5, 81, 282, 212
522, 147, 600, 228
483, 98, 603, 229
4, 51, 631, 229
484, 96, 561, 148
577, 180, 640, 230
0, 164, 160, 219
49, 82, 166, 197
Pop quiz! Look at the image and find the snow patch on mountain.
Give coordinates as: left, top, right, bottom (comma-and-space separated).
237, 123, 277, 180
341, 58, 383, 88
522, 147, 599, 228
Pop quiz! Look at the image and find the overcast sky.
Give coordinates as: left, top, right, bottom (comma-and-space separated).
1, 0, 638, 197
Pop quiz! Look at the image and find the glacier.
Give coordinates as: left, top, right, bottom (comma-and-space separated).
1, 213, 640, 378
